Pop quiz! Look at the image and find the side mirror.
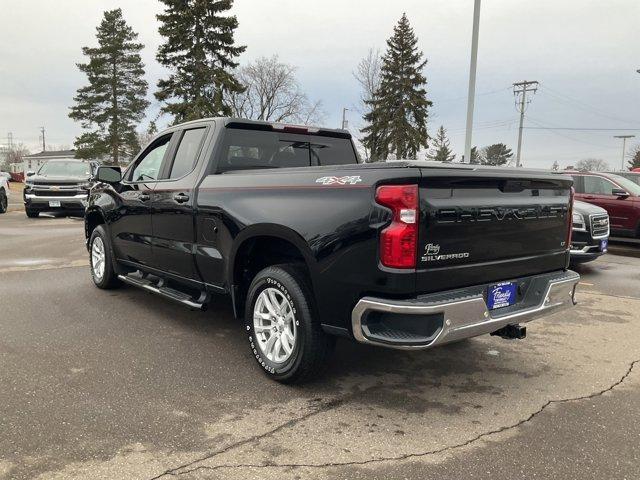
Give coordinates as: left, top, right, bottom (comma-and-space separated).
96, 166, 122, 184
26, 171, 35, 177
612, 188, 629, 198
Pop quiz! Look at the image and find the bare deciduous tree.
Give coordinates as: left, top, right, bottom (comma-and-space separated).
354, 48, 381, 109
225, 55, 324, 125
4, 144, 30, 168
575, 158, 609, 172
353, 48, 381, 160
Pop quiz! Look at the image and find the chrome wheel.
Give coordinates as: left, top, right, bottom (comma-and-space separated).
253, 288, 297, 363
91, 236, 106, 281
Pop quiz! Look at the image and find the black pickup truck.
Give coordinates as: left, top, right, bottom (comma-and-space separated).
85, 118, 580, 383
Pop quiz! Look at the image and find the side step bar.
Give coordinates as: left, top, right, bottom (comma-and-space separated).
117, 274, 208, 310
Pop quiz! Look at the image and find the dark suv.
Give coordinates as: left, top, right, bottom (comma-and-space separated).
570, 171, 640, 238
570, 200, 609, 264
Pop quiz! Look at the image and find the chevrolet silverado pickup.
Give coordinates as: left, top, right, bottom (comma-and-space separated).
85, 117, 580, 383
24, 159, 98, 217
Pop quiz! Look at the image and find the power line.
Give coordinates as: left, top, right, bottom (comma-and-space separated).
438, 86, 511, 104
513, 80, 539, 167
524, 126, 640, 131
526, 118, 616, 149
539, 84, 637, 125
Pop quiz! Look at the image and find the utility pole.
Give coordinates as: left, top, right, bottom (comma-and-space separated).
341, 107, 349, 130
513, 80, 538, 167
614, 135, 635, 171
463, 0, 481, 164
40, 127, 46, 152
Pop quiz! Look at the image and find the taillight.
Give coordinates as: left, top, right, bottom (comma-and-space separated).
375, 184, 419, 269
566, 186, 575, 250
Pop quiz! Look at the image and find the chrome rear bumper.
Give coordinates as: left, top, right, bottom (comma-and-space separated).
351, 270, 580, 350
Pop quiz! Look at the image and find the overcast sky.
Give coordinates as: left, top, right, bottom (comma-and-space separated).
1, 0, 639, 168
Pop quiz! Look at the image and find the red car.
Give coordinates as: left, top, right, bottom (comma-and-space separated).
569, 171, 640, 238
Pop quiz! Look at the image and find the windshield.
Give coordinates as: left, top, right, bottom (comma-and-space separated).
607, 174, 640, 196
38, 161, 91, 177
621, 173, 640, 186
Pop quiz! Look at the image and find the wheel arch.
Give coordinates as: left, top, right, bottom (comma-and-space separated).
229, 224, 317, 319
84, 207, 107, 248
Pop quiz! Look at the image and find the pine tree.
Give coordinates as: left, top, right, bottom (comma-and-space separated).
480, 143, 513, 166
362, 14, 432, 160
426, 126, 455, 162
627, 145, 640, 170
69, 9, 149, 164
155, 0, 246, 123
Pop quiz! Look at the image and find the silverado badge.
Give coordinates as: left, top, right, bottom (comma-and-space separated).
422, 243, 470, 262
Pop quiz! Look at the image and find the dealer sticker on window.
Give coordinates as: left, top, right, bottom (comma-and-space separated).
487, 281, 517, 310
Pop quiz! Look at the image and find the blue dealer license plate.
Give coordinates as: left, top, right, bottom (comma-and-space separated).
487, 282, 517, 310
600, 239, 608, 252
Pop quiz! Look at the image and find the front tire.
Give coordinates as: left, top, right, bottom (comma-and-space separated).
25, 208, 39, 218
89, 225, 121, 289
244, 265, 335, 383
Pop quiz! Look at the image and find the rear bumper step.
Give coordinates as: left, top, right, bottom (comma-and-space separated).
351, 269, 580, 350
118, 274, 208, 310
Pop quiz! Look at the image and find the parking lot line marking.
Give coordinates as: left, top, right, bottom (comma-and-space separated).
579, 282, 594, 286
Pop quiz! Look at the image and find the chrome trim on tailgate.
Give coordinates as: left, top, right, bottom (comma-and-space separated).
351, 270, 580, 350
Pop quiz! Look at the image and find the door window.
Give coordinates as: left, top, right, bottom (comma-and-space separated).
168, 127, 207, 179
583, 176, 616, 195
129, 135, 171, 182
571, 176, 584, 193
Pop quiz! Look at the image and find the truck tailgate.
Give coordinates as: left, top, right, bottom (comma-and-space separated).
416, 172, 572, 294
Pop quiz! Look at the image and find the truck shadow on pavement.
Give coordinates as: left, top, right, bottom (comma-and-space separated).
116, 282, 541, 401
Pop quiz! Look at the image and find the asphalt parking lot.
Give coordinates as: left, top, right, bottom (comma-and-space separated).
1, 210, 639, 480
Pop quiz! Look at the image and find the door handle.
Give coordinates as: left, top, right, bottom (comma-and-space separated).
138, 193, 150, 201
173, 192, 190, 203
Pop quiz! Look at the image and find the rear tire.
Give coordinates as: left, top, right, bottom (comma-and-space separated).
25, 208, 39, 218
0, 190, 7, 214
244, 265, 335, 383
89, 225, 121, 289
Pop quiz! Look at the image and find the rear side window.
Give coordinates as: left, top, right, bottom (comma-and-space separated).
583, 176, 615, 195
571, 175, 584, 193
217, 129, 357, 172
168, 127, 206, 179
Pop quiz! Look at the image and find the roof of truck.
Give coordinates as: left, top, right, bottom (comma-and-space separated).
174, 117, 351, 137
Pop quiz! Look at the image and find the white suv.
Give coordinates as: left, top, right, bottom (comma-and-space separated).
0, 175, 9, 214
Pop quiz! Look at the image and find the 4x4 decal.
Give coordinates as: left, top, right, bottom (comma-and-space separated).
315, 176, 362, 185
